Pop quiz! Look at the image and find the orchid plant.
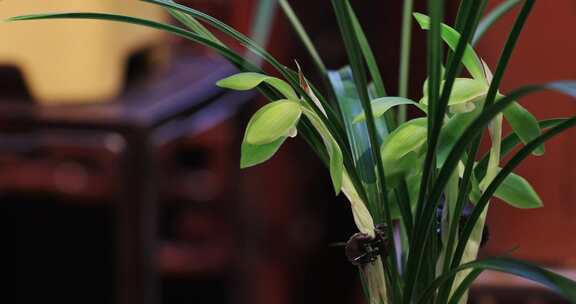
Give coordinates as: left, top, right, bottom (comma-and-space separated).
9, 0, 576, 303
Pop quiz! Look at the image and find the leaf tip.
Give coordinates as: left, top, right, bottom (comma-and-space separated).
533, 145, 545, 156
412, 12, 428, 28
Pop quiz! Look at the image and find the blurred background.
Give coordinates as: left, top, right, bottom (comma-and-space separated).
0, 1, 574, 304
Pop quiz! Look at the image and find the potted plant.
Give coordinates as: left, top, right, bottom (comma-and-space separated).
9, 0, 576, 303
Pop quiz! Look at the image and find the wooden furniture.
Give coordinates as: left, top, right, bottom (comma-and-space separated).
0, 52, 254, 304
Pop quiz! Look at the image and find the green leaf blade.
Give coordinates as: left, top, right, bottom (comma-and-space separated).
245, 100, 302, 145
494, 172, 542, 209
241, 137, 287, 168
473, 0, 523, 46
466, 258, 576, 300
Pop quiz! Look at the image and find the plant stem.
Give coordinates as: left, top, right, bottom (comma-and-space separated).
398, 0, 414, 124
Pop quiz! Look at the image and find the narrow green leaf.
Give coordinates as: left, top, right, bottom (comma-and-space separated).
245, 100, 302, 145
331, 0, 393, 221
328, 67, 388, 213
473, 0, 523, 46
418, 257, 576, 304
346, 2, 388, 99
217, 72, 299, 101
414, 12, 485, 81
354, 97, 424, 123
447, 269, 483, 304
332, 1, 402, 299
466, 258, 576, 300
168, 9, 224, 46
502, 100, 544, 155
398, 0, 415, 124
241, 137, 287, 168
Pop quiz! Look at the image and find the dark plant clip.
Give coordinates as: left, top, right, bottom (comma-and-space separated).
345, 224, 389, 267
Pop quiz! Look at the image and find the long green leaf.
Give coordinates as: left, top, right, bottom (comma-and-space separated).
331, 0, 389, 226
404, 1, 445, 301
328, 67, 388, 216
168, 9, 224, 46
331, 1, 402, 301
398, 0, 414, 123
345, 2, 388, 99
418, 257, 576, 304
468, 258, 576, 301
447, 269, 483, 304
346, 1, 397, 131
406, 2, 482, 301
473, 0, 523, 46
